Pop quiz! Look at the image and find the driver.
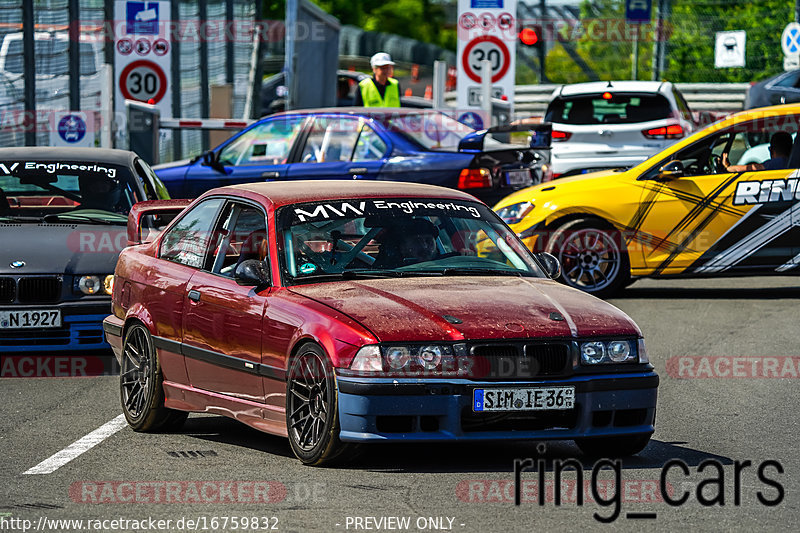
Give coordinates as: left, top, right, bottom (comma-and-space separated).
374, 218, 439, 267
722, 131, 792, 172
78, 174, 124, 212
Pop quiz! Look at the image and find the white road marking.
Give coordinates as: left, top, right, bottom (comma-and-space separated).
23, 414, 128, 475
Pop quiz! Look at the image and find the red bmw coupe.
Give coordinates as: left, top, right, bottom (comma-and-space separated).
103, 181, 658, 465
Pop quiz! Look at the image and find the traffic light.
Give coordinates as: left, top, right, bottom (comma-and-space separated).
519, 26, 542, 48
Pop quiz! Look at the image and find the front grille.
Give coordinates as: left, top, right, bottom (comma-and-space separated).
17, 277, 61, 303
524, 344, 570, 375
470, 342, 571, 380
0, 277, 14, 303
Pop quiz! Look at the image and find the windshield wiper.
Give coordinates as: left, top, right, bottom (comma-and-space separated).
42, 213, 126, 226
0, 215, 44, 222
439, 267, 525, 277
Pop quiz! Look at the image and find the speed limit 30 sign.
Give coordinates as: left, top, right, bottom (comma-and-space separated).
119, 60, 168, 104
461, 35, 511, 83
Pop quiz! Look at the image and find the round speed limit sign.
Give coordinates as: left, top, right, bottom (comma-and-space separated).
119, 60, 168, 104
461, 35, 510, 84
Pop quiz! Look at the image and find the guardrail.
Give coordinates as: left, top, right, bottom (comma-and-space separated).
445, 83, 750, 117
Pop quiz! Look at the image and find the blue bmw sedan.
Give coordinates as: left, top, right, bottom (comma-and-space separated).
154, 109, 549, 205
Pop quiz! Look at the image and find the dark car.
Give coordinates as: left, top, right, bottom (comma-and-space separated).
0, 147, 169, 352
154, 108, 550, 206
103, 180, 658, 466
745, 70, 800, 108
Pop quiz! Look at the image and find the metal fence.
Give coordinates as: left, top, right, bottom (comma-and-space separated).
446, 82, 750, 117
0, 0, 258, 161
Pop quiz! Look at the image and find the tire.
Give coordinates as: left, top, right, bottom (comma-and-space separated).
545, 218, 630, 298
574, 434, 651, 458
286, 343, 353, 466
120, 322, 187, 432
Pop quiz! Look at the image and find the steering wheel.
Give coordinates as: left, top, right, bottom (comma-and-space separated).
704, 154, 725, 174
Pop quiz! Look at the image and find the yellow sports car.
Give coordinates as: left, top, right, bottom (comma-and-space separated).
494, 103, 800, 297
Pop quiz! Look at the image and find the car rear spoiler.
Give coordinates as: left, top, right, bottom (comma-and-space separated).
127, 199, 193, 246
458, 122, 553, 152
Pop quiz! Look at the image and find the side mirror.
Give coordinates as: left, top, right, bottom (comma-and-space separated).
656, 160, 684, 181
535, 252, 561, 280
203, 151, 229, 174
234, 259, 270, 288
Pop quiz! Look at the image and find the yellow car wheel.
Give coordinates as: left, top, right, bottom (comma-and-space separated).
545, 218, 630, 298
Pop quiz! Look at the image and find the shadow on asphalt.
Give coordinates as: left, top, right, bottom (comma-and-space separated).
350, 439, 732, 474
176, 415, 295, 459
614, 285, 800, 300
169, 415, 731, 473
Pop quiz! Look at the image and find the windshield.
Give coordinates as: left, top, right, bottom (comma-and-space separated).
384, 111, 501, 150
0, 161, 138, 224
276, 198, 545, 285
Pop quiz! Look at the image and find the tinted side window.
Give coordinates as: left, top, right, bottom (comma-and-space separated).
159, 198, 224, 268
210, 203, 269, 278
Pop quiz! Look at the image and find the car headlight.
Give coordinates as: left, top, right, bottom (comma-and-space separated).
418, 345, 443, 370
75, 275, 115, 295
350, 345, 383, 372
580, 340, 638, 365
638, 338, 649, 364
349, 344, 469, 376
496, 201, 534, 225
385, 346, 411, 369
76, 275, 102, 295
103, 275, 114, 295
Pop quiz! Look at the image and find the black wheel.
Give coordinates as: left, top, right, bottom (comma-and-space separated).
286, 343, 352, 465
546, 218, 630, 298
120, 322, 187, 432
574, 434, 651, 458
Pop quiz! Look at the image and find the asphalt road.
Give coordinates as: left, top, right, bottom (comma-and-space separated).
1, 276, 798, 532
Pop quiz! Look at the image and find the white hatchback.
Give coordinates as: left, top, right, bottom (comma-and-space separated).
544, 81, 696, 179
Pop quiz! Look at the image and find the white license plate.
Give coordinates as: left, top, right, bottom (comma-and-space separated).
0, 309, 62, 329
473, 386, 575, 412
506, 169, 531, 186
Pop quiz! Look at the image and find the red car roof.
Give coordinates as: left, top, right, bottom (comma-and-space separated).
202, 180, 481, 209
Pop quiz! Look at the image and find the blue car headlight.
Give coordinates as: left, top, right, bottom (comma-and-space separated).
580, 340, 639, 365
496, 201, 534, 225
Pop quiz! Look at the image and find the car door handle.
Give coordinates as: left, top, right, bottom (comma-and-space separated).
348, 167, 368, 175
187, 290, 201, 302
262, 171, 280, 179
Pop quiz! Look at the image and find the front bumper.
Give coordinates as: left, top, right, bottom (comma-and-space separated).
336, 372, 657, 442
0, 301, 111, 352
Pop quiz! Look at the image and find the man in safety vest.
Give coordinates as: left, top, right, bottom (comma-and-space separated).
355, 52, 401, 107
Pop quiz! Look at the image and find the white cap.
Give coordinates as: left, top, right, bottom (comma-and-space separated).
370, 52, 395, 68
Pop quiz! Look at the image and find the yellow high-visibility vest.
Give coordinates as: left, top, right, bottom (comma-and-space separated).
358, 77, 400, 107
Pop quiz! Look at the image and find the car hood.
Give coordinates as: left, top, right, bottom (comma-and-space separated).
493, 168, 622, 210
0, 223, 124, 275
289, 276, 639, 342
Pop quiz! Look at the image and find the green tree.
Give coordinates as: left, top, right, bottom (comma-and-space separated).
665, 0, 791, 83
